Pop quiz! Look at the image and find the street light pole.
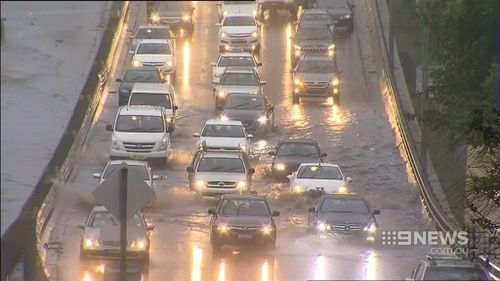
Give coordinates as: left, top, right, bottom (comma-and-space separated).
420, 0, 429, 176
120, 165, 128, 280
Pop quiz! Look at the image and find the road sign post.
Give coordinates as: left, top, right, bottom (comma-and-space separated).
120, 167, 128, 281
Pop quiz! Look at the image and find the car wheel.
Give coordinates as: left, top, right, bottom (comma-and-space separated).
292, 94, 300, 104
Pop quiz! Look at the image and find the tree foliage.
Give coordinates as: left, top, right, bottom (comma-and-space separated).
418, 0, 500, 228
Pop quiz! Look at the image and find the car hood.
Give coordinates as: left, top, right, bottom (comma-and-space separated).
274, 155, 322, 166
223, 109, 265, 121
158, 10, 186, 17
295, 39, 332, 47
195, 172, 246, 182
217, 85, 260, 94
326, 8, 352, 17
295, 72, 336, 82
114, 132, 166, 143
197, 137, 248, 149
217, 216, 272, 227
84, 225, 146, 241
220, 26, 258, 34
222, 5, 257, 14
133, 54, 173, 63
318, 212, 372, 226
293, 178, 345, 189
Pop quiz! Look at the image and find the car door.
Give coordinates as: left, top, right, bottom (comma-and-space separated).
188, 150, 201, 184
242, 154, 253, 185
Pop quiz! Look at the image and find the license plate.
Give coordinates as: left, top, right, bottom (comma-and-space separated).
232, 47, 244, 51
238, 234, 252, 239
131, 155, 145, 160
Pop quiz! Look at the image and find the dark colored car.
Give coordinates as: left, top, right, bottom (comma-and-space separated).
116, 67, 166, 106
208, 194, 280, 254
220, 93, 275, 134
268, 139, 327, 176
307, 193, 380, 241
315, 0, 354, 33
292, 55, 342, 104
291, 23, 335, 66
149, 1, 195, 37
258, 0, 299, 20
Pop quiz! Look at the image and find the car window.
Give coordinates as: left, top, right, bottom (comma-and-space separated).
297, 166, 343, 180
202, 124, 245, 138
320, 198, 369, 214
162, 1, 192, 10
220, 72, 259, 86
224, 95, 265, 110
218, 56, 256, 68
129, 93, 172, 109
297, 60, 336, 73
115, 115, 165, 133
129, 213, 145, 227
276, 143, 320, 157
123, 70, 162, 83
297, 26, 333, 41
90, 211, 118, 227
223, 16, 256, 27
220, 199, 270, 217
136, 28, 171, 40
316, 0, 346, 9
103, 164, 150, 181
136, 43, 171, 55
197, 157, 245, 173
302, 13, 331, 22
423, 267, 487, 280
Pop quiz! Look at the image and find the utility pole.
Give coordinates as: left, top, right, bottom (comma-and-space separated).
420, 0, 429, 177
388, 0, 394, 69
120, 166, 128, 281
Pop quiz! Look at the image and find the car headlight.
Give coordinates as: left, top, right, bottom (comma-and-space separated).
258, 116, 267, 124
223, 11, 228, 16
220, 31, 228, 38
220, 115, 228, 121
130, 239, 147, 250
337, 186, 347, 193
328, 44, 336, 50
183, 14, 190, 21
166, 117, 172, 124
251, 31, 258, 38
363, 223, 377, 233
111, 135, 118, 148
343, 14, 352, 19
196, 180, 206, 189
294, 79, 304, 86
158, 136, 169, 150
151, 13, 160, 23
217, 91, 227, 98
83, 238, 100, 249
166, 61, 173, 67
294, 185, 304, 193
293, 45, 302, 56
317, 221, 330, 231
261, 225, 273, 235
239, 144, 247, 152
331, 78, 339, 86
252, 10, 257, 16
217, 223, 228, 233
132, 59, 142, 67
237, 181, 247, 190
275, 163, 286, 171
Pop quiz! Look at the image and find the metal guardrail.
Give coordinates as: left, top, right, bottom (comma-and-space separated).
368, 0, 499, 278
0, 2, 130, 280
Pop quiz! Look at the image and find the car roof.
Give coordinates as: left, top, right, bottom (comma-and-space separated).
299, 163, 340, 168
205, 119, 243, 126
220, 52, 254, 58
223, 66, 256, 73
303, 9, 330, 15
221, 194, 266, 201
131, 83, 172, 94
137, 39, 170, 45
201, 151, 245, 159
118, 105, 164, 116
106, 160, 148, 166
278, 139, 319, 145
136, 25, 170, 30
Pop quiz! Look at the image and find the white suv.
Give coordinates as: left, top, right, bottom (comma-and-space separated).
130, 39, 176, 82
217, 14, 261, 54
106, 106, 171, 164
128, 83, 178, 132
193, 119, 253, 154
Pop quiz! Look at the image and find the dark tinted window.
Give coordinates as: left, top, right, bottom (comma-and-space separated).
137, 43, 171, 55
103, 164, 150, 181
297, 60, 336, 73
220, 199, 270, 217
276, 142, 320, 157
297, 26, 332, 41
223, 16, 256, 27
320, 198, 369, 214
423, 267, 487, 280
225, 95, 265, 110
135, 28, 171, 40
297, 165, 343, 180
129, 93, 172, 109
197, 157, 245, 173
115, 115, 164, 133
219, 56, 255, 67
202, 124, 245, 138
123, 70, 162, 83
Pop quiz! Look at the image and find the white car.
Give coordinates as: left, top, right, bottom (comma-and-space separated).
193, 119, 253, 153
128, 83, 178, 131
78, 206, 154, 261
211, 52, 261, 91
130, 25, 175, 53
92, 160, 162, 186
287, 163, 352, 194
130, 39, 176, 81
218, 0, 258, 21
217, 14, 261, 54
106, 105, 171, 164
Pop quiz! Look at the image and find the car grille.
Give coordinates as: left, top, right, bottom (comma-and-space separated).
302, 46, 328, 53
304, 81, 329, 89
102, 241, 120, 247
142, 62, 164, 67
230, 33, 251, 38
207, 181, 237, 188
161, 17, 180, 24
330, 223, 364, 231
231, 39, 248, 44
241, 120, 255, 128
123, 142, 155, 153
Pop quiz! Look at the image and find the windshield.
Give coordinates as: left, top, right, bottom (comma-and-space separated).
297, 166, 343, 180
302, 13, 331, 23
424, 267, 487, 280
297, 26, 333, 41
297, 60, 336, 73
103, 164, 150, 181
123, 70, 162, 83
221, 73, 259, 86
202, 124, 245, 138
90, 211, 118, 227
276, 143, 320, 157
197, 157, 245, 173
316, 0, 347, 9
129, 93, 172, 109
135, 28, 171, 40
219, 56, 255, 67
225, 95, 265, 110
115, 115, 165, 133
162, 1, 192, 10
136, 43, 171, 55
223, 16, 256, 27
223, 1, 256, 5
320, 198, 369, 214
220, 199, 270, 217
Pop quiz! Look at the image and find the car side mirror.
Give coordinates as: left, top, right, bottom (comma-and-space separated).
208, 208, 216, 215
115, 78, 122, 82
320, 152, 328, 157
77, 224, 85, 230
247, 133, 254, 139
268, 151, 275, 156
347, 177, 352, 183
192, 133, 200, 138
215, 23, 221, 27
308, 207, 316, 213
271, 210, 280, 217
105, 124, 113, 131
128, 50, 135, 55
260, 80, 267, 85
92, 173, 101, 179
286, 174, 293, 181
249, 168, 256, 175
257, 62, 262, 67
186, 166, 194, 172
173, 105, 179, 110
373, 209, 381, 215
147, 225, 155, 231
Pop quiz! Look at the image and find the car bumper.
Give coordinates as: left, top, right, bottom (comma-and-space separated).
219, 42, 260, 52
110, 148, 168, 160
81, 249, 149, 260
213, 231, 275, 247
197, 187, 247, 197
294, 87, 339, 98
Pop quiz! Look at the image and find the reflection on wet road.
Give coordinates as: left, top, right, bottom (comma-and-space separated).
45, 1, 434, 281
